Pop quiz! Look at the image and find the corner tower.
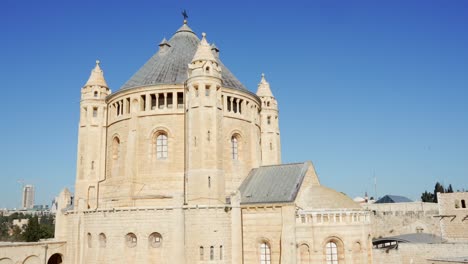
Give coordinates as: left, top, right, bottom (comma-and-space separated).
186, 33, 225, 204
75, 61, 110, 209
257, 74, 281, 165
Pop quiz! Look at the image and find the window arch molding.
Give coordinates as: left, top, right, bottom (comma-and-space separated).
111, 134, 121, 161
148, 126, 172, 160
229, 130, 244, 161
257, 238, 272, 264
322, 236, 345, 264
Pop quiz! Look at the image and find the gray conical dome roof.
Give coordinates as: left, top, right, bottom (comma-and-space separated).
120, 22, 247, 91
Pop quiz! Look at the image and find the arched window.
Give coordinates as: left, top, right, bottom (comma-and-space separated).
231, 135, 239, 160
125, 233, 137, 248
299, 244, 310, 264
260, 242, 271, 264
149, 232, 162, 248
87, 233, 92, 248
199, 246, 204, 260
156, 133, 168, 159
94, 91, 98, 97
112, 137, 120, 160
325, 241, 338, 264
210, 246, 214, 260
99, 233, 107, 248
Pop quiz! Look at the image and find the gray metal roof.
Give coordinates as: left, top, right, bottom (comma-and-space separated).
373, 233, 446, 244
120, 23, 248, 91
375, 194, 413, 204
239, 162, 309, 204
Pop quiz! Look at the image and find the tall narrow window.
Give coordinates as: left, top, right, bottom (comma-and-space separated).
140, 95, 146, 111
112, 137, 120, 160
87, 233, 92, 248
260, 242, 271, 264
231, 136, 239, 160
326, 242, 338, 264
205, 86, 211, 96
210, 246, 214, 260
158, 94, 164, 109
177, 92, 184, 108
462, 200, 466, 208
267, 116, 271, 125
94, 91, 98, 97
93, 107, 98, 118
167, 93, 173, 108
99, 233, 107, 248
208, 176, 211, 188
220, 245, 223, 260
156, 133, 168, 159
199, 246, 204, 260
151, 94, 156, 110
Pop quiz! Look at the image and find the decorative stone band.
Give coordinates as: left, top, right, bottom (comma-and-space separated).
296, 209, 371, 225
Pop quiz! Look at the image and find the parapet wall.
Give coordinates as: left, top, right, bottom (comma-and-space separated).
373, 242, 468, 264
362, 202, 440, 238
437, 192, 468, 241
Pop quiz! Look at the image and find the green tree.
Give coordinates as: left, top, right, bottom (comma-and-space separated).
23, 216, 42, 242
434, 182, 445, 203
421, 191, 435, 203
446, 184, 454, 193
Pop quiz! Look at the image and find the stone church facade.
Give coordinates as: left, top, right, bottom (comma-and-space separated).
1, 19, 373, 264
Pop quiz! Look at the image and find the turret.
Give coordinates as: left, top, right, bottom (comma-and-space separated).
75, 60, 110, 209
257, 74, 281, 165
186, 32, 224, 204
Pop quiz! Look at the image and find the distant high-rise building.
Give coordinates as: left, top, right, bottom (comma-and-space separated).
22, 185, 34, 209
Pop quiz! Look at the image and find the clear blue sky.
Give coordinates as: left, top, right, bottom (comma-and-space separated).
1, 0, 467, 208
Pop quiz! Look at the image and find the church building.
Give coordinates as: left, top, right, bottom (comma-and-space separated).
53, 18, 372, 264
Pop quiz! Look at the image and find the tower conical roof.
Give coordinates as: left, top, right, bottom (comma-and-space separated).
84, 60, 108, 88
192, 33, 217, 63
256, 73, 274, 97
120, 21, 247, 91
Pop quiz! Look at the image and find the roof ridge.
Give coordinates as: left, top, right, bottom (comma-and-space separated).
258, 162, 306, 168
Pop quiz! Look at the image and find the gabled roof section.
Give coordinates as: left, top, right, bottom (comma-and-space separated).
239, 162, 310, 205
375, 194, 413, 204
120, 21, 248, 91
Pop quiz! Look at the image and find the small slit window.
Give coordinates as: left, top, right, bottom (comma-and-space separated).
267, 116, 271, 125
210, 246, 214, 260
87, 233, 92, 248
231, 135, 239, 160
199, 246, 204, 260
99, 233, 106, 248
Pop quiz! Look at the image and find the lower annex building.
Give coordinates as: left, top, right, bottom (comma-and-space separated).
1, 19, 373, 264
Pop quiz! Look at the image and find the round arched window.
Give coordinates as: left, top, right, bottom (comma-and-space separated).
125, 233, 137, 248
148, 232, 162, 248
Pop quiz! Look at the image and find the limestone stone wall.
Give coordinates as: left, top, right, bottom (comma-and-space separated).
438, 192, 468, 241
372, 243, 468, 264
63, 208, 185, 264
362, 202, 441, 238
0, 241, 66, 264
241, 206, 284, 264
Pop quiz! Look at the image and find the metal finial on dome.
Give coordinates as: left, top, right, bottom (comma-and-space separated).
96, 60, 100, 65
202, 32, 206, 38
182, 9, 188, 23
